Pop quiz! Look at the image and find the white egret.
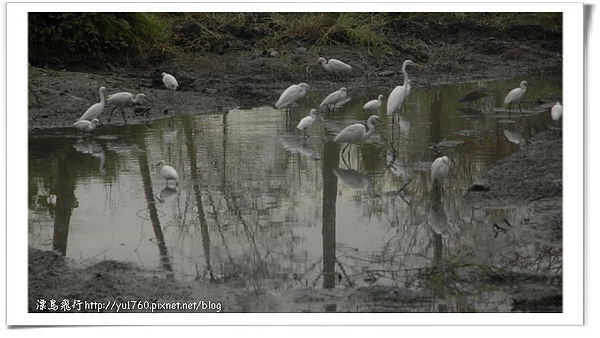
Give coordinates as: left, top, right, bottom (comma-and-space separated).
320, 87, 347, 114
317, 57, 352, 73
296, 109, 319, 138
387, 60, 420, 116
275, 82, 310, 115
551, 102, 563, 121
79, 87, 108, 121
162, 72, 178, 102
107, 92, 150, 123
431, 156, 449, 184
156, 160, 179, 187
431, 156, 449, 194
362, 94, 383, 114
504, 80, 531, 118
334, 114, 381, 160
73, 118, 100, 136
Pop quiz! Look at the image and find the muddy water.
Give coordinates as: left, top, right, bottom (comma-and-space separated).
28, 75, 562, 312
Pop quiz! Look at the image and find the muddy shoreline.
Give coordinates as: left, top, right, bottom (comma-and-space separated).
28, 36, 563, 313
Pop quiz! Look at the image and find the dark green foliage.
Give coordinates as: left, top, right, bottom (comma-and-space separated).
29, 13, 171, 62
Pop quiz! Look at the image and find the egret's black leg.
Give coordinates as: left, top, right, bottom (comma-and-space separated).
518, 103, 524, 116
108, 106, 117, 122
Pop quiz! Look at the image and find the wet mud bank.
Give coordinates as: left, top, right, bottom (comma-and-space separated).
464, 128, 562, 244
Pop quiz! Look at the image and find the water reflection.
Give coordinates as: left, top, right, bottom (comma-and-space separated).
28, 75, 562, 312
333, 167, 373, 196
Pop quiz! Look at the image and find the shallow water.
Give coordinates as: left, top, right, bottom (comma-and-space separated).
28, 75, 562, 312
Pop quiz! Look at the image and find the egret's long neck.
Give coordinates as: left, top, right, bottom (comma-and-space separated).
402, 63, 410, 86
364, 118, 377, 138
520, 84, 527, 92
99, 89, 106, 104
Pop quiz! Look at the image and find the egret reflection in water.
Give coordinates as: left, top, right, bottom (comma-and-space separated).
278, 134, 320, 160
72, 139, 105, 173
156, 187, 178, 203
333, 167, 373, 195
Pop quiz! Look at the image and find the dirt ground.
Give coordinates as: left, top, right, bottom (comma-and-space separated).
27, 25, 563, 313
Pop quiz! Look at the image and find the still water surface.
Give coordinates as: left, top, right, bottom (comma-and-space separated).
28, 75, 562, 312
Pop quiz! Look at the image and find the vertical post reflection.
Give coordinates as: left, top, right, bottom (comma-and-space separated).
182, 116, 213, 281
138, 151, 173, 277
322, 140, 339, 289
52, 151, 76, 255
429, 89, 443, 150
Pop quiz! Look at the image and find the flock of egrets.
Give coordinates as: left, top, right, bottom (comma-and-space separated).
70, 55, 563, 190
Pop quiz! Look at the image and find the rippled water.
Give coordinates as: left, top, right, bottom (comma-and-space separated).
28, 75, 562, 312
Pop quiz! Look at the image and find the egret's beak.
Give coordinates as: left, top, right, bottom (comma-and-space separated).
414, 63, 424, 69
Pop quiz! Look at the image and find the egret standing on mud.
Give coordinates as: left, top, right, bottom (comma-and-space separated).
73, 118, 100, 136
387, 60, 420, 117
317, 57, 352, 74
79, 87, 108, 121
107, 92, 150, 123
276, 82, 310, 116
334, 114, 381, 163
162, 72, 178, 102
297, 109, 319, 138
363, 94, 383, 114
320, 87, 348, 115
156, 160, 179, 187
504, 80, 531, 118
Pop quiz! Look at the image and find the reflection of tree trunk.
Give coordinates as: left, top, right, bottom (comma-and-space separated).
52, 153, 76, 255
322, 140, 339, 289
138, 151, 173, 277
429, 89, 442, 146
182, 117, 213, 279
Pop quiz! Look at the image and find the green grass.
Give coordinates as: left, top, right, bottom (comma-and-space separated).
29, 12, 562, 66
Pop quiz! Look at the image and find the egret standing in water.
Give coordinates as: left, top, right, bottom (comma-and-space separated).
296, 109, 319, 138
362, 94, 383, 115
73, 118, 100, 136
334, 114, 381, 164
162, 72, 178, 102
107, 92, 150, 123
317, 57, 352, 74
551, 102, 563, 121
79, 87, 108, 121
387, 60, 420, 117
156, 160, 179, 187
276, 82, 310, 116
550, 102, 563, 136
320, 87, 348, 115
504, 80, 531, 118
431, 156, 449, 194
